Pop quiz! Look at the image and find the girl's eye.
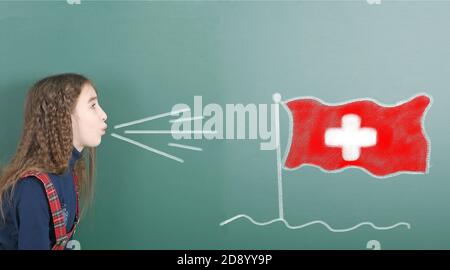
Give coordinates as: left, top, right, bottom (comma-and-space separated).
91, 103, 96, 109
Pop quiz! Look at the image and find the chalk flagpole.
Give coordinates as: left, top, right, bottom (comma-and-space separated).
273, 93, 284, 220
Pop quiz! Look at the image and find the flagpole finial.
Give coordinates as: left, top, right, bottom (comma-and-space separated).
273, 93, 282, 103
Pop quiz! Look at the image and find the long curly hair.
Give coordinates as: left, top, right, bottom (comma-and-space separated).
0, 73, 97, 220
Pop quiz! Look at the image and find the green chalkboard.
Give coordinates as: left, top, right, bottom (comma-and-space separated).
1, 0, 450, 250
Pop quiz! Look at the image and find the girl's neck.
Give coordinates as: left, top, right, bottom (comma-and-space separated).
74, 144, 83, 153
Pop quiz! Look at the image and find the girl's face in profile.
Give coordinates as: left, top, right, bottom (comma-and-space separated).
71, 83, 108, 152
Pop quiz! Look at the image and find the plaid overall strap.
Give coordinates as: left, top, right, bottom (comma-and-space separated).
66, 172, 80, 240
20, 171, 69, 250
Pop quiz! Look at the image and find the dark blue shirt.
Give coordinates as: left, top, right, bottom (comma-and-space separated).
0, 147, 82, 250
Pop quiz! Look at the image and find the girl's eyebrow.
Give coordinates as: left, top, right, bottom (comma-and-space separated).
88, 96, 98, 103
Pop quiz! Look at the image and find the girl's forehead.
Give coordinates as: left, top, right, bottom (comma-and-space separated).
80, 84, 97, 102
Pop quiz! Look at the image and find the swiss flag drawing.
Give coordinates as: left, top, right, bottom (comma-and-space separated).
283, 94, 431, 177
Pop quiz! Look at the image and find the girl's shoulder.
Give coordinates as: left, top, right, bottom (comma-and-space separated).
14, 176, 47, 200
16, 170, 53, 190
17, 175, 44, 186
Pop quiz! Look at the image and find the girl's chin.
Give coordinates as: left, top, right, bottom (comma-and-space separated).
86, 139, 102, 148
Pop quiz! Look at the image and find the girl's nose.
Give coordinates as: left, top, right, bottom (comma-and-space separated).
101, 108, 107, 121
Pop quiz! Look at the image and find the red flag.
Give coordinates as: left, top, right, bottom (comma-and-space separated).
283, 94, 431, 177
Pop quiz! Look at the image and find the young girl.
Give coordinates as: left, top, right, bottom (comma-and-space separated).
0, 73, 108, 250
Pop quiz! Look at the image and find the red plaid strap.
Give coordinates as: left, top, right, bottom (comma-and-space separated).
20, 170, 79, 250
67, 173, 80, 239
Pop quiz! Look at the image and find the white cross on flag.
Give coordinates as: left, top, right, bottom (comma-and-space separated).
283, 94, 431, 177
